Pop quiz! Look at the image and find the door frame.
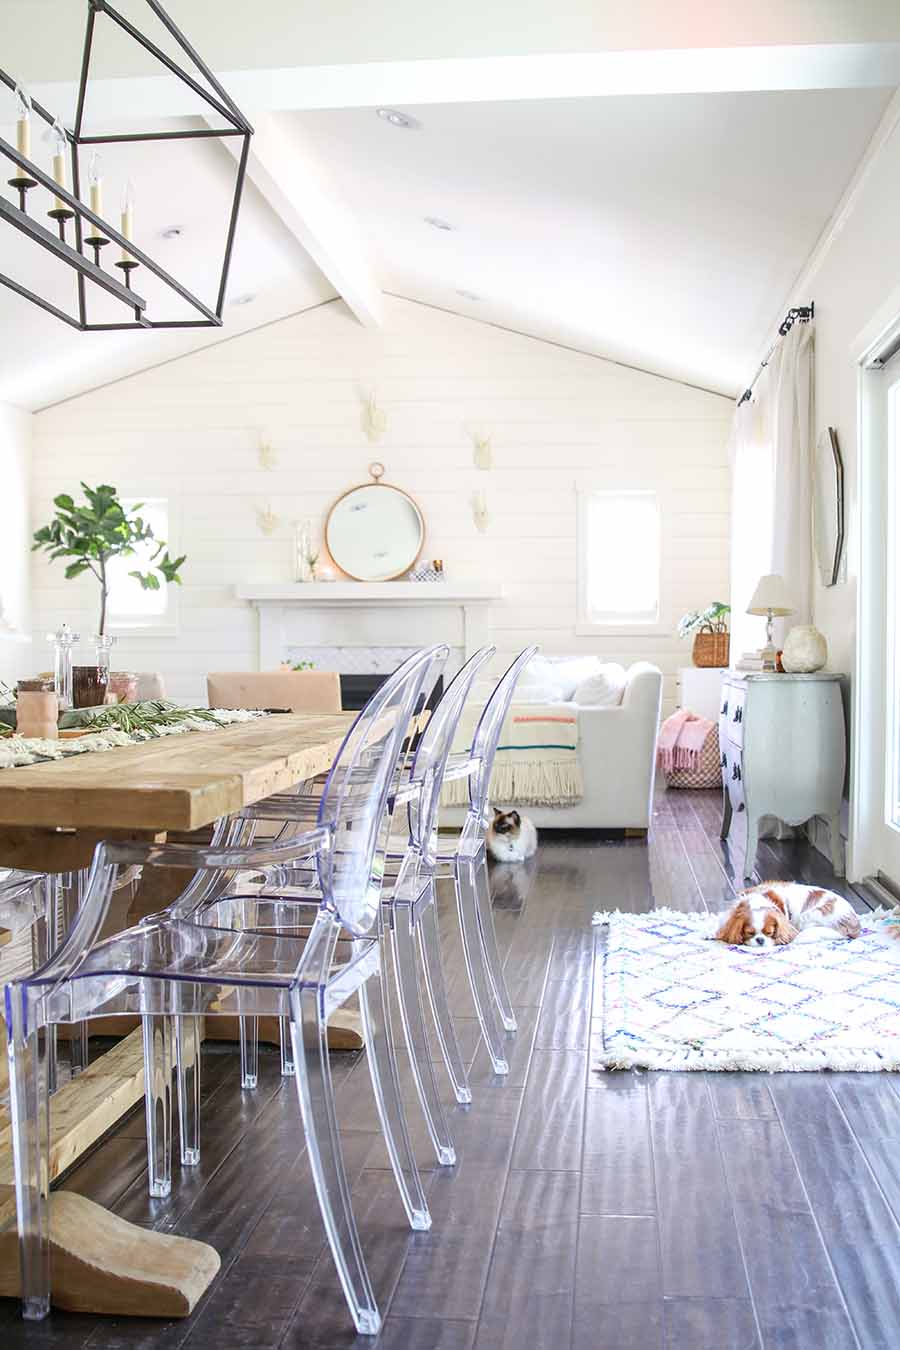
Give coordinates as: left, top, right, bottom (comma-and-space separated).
851, 291, 900, 881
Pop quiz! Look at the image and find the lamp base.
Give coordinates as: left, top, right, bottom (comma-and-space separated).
759, 642, 778, 672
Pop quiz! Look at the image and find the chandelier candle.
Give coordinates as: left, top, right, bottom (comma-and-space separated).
120, 181, 134, 263
50, 118, 67, 210
14, 85, 31, 157
88, 153, 102, 215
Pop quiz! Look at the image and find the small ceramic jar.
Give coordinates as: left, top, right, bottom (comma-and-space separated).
781, 625, 828, 674
108, 671, 138, 704
16, 681, 59, 739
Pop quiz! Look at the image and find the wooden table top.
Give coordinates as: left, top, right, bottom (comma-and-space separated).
0, 712, 355, 833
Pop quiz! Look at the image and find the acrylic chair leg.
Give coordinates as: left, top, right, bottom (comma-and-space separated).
455, 858, 508, 1075
279, 1017, 295, 1076
62, 872, 89, 1075
418, 891, 471, 1104
391, 907, 456, 1165
359, 970, 432, 1226
289, 986, 383, 1337
239, 1013, 259, 1090
35, 876, 58, 1097
474, 851, 517, 1032
175, 1015, 201, 1167
142, 1014, 173, 1199
7, 993, 51, 1320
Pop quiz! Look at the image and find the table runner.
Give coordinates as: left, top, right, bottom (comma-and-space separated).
0, 705, 267, 770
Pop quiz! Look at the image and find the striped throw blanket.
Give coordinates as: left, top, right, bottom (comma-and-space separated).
441, 702, 582, 807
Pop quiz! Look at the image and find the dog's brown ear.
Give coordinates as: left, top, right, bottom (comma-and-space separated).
714, 901, 749, 945
510, 810, 520, 827
493, 807, 502, 818
772, 912, 799, 945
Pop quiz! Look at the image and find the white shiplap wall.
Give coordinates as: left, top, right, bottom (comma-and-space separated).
30, 296, 732, 711
0, 402, 33, 688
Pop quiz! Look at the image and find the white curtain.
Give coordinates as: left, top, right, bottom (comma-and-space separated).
729, 319, 815, 660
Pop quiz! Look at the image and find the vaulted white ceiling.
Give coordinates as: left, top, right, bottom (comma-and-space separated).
288, 89, 891, 395
1, 1, 898, 407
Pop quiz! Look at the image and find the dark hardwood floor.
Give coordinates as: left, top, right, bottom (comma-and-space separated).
4, 787, 899, 1350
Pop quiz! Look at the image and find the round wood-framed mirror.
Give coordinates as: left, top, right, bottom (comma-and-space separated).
324, 463, 425, 581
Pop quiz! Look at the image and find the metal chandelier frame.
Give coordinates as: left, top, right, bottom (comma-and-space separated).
0, 0, 253, 331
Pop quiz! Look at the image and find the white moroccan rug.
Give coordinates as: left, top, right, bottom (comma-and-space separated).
592, 906, 900, 1072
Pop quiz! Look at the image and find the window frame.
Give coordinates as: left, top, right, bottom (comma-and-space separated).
575, 483, 668, 637
105, 496, 180, 638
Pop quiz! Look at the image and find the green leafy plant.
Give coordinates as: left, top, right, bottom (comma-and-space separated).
290, 660, 316, 671
82, 699, 216, 736
677, 601, 730, 641
32, 483, 186, 636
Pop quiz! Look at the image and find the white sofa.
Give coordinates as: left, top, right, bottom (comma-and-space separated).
443, 661, 663, 831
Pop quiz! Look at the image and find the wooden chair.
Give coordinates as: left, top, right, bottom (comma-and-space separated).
206, 670, 342, 713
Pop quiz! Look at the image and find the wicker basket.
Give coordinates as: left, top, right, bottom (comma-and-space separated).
692, 631, 730, 668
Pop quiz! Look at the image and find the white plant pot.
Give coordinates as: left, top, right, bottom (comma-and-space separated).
781, 625, 828, 673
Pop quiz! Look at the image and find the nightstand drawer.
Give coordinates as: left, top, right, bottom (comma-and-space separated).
723, 742, 745, 813
723, 687, 745, 748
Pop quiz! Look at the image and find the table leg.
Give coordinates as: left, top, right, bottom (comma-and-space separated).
0, 1026, 219, 1317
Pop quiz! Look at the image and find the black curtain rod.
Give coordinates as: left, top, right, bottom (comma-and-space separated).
737, 302, 815, 406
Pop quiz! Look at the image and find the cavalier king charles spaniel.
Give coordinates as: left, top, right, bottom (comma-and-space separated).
714, 881, 860, 950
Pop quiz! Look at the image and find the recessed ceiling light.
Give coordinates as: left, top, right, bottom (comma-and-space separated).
230, 292, 256, 306
376, 107, 420, 130
159, 225, 183, 239
456, 288, 483, 302
424, 216, 454, 231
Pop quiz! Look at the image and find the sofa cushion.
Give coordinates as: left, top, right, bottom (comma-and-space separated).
519, 654, 602, 702
573, 663, 628, 707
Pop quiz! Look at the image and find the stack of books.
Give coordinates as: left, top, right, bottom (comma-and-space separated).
735, 651, 766, 672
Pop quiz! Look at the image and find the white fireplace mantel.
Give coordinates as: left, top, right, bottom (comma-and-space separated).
236, 582, 504, 670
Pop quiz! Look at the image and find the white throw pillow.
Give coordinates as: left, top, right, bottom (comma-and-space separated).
520, 655, 602, 702
573, 664, 628, 707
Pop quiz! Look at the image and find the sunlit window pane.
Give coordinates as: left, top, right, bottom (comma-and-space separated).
584, 491, 660, 623
107, 499, 170, 622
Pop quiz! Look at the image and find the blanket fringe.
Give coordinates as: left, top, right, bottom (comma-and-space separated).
442, 759, 583, 808
594, 1045, 900, 1073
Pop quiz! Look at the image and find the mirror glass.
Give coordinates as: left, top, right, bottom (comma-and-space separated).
813, 427, 845, 587
326, 479, 424, 581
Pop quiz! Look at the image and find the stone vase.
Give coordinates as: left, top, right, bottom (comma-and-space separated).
781, 624, 828, 673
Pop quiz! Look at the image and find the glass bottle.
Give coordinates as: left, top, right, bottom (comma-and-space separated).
294, 519, 319, 582
94, 633, 116, 677
47, 623, 79, 710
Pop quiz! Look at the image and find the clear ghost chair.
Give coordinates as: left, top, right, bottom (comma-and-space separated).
0, 872, 56, 1090
203, 648, 449, 1093
384, 644, 500, 1132
5, 646, 439, 1335
232, 645, 497, 1168
434, 646, 539, 1055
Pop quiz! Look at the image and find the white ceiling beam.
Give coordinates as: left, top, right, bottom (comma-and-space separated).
219, 113, 382, 330
34, 42, 900, 126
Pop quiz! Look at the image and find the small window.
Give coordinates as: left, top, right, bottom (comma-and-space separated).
577, 489, 661, 630
106, 498, 178, 633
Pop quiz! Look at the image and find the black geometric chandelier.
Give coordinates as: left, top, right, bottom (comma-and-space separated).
0, 0, 252, 331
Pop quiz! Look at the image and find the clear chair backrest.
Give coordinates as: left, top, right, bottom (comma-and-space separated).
317, 645, 448, 934
404, 646, 496, 862
465, 646, 539, 827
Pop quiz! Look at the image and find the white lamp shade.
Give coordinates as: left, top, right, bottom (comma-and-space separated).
747, 573, 794, 616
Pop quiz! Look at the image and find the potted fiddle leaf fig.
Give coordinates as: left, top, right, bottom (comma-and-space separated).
32, 483, 186, 637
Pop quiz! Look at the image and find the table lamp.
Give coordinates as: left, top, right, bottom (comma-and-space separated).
747, 573, 794, 670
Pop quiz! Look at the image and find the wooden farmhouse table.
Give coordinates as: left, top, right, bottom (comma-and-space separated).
0, 711, 356, 1318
